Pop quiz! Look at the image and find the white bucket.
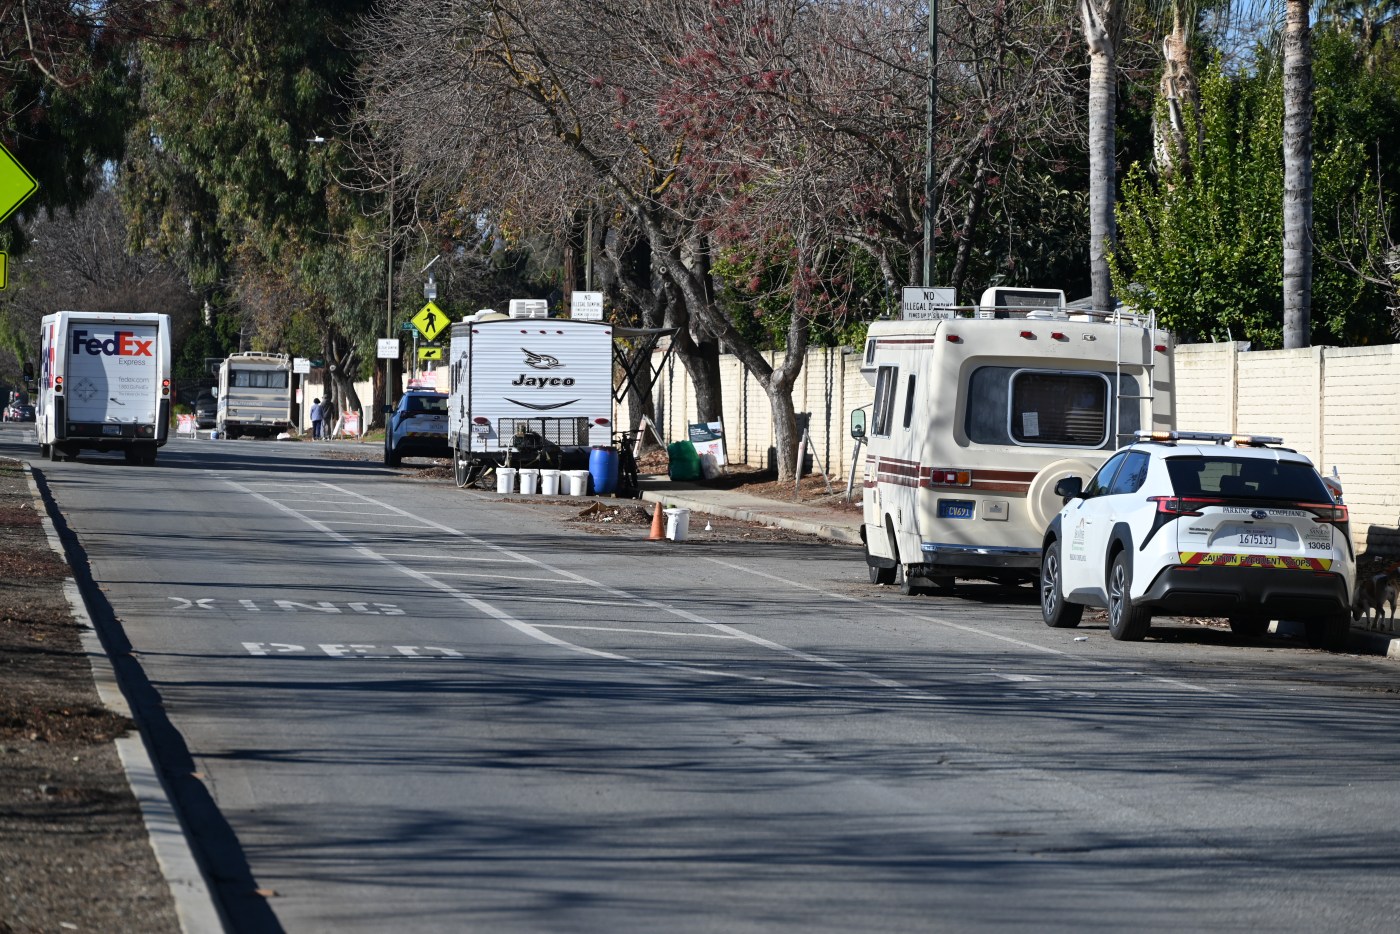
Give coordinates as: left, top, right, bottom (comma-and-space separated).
518, 468, 540, 495
540, 468, 561, 495
496, 467, 517, 494
664, 508, 690, 542
566, 470, 589, 496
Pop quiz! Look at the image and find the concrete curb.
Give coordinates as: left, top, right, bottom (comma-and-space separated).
639, 489, 863, 545
20, 461, 226, 934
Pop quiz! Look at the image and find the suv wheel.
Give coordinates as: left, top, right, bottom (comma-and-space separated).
1304, 613, 1350, 652
1041, 540, 1083, 629
1107, 551, 1151, 641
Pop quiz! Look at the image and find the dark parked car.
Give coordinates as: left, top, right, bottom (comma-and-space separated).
194, 392, 218, 429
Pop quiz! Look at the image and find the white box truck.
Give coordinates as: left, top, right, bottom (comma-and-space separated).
447, 310, 614, 485
215, 351, 294, 439
36, 311, 173, 464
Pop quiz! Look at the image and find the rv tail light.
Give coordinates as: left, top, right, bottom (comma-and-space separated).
929, 469, 971, 486
161, 378, 171, 396
593, 417, 611, 426
946, 334, 961, 343
1154, 344, 1167, 353
472, 417, 490, 425
1051, 332, 1067, 341
1020, 330, 1035, 339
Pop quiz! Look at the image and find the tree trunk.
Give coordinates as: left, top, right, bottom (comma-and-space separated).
1282, 0, 1313, 349
1081, 0, 1120, 314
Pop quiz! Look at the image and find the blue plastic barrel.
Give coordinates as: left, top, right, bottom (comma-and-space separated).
589, 446, 619, 495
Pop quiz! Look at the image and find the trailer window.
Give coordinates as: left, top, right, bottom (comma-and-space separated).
902, 375, 916, 429
965, 368, 1139, 448
872, 366, 898, 436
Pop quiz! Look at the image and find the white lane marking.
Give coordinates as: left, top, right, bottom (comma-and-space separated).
377, 553, 520, 563
426, 570, 576, 584
224, 479, 816, 688
703, 557, 1229, 697
292, 508, 403, 516
263, 480, 937, 699
303, 519, 428, 528
501, 594, 634, 607
535, 624, 747, 640
993, 673, 1044, 683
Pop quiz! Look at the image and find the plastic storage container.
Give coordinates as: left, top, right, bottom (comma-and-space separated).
566, 469, 589, 496
518, 468, 540, 495
589, 446, 619, 495
540, 468, 561, 495
496, 467, 516, 494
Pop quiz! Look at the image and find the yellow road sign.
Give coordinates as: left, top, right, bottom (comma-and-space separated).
419, 346, 443, 362
411, 301, 448, 342
0, 253, 7, 290
0, 144, 37, 225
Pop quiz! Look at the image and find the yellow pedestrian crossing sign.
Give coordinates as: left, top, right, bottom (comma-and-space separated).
419, 346, 443, 362
411, 301, 448, 341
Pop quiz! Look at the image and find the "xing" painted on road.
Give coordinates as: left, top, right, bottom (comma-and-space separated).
170, 597, 404, 615
242, 643, 463, 658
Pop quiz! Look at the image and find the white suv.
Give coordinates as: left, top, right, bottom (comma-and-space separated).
1039, 430, 1355, 650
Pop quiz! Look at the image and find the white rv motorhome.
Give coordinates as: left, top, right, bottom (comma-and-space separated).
447, 309, 614, 486
216, 352, 294, 439
856, 287, 1175, 591
36, 311, 172, 464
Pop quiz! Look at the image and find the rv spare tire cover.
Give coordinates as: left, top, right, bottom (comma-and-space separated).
1027, 458, 1103, 532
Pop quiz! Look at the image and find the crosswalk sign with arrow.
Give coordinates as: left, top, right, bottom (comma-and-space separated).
411, 301, 448, 341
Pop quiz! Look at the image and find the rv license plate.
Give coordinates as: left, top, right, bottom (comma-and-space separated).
938, 499, 975, 520
103, 425, 121, 436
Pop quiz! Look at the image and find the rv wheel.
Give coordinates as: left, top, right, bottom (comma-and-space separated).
864, 537, 895, 585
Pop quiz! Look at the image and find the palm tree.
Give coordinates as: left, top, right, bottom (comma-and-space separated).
1281, 0, 1313, 348
1081, 0, 1126, 314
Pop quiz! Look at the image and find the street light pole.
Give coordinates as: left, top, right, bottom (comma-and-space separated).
922, 0, 938, 288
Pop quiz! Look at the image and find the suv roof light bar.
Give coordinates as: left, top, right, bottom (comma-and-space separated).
1134, 429, 1285, 446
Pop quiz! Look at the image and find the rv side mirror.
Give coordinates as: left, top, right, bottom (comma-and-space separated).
850, 409, 866, 440
1054, 477, 1084, 501
210, 387, 218, 399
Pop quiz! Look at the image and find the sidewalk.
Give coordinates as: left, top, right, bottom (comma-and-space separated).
637, 476, 863, 546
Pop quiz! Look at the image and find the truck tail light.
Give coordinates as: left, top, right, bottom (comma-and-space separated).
54, 376, 63, 393
161, 378, 171, 397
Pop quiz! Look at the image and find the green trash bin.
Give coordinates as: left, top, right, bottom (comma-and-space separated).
667, 440, 702, 481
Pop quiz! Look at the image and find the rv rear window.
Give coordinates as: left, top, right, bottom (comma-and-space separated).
965, 367, 1136, 448
231, 370, 289, 389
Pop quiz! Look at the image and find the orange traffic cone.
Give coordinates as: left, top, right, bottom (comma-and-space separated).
647, 502, 666, 541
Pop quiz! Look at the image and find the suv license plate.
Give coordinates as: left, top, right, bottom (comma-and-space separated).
938, 499, 975, 520
1239, 530, 1276, 547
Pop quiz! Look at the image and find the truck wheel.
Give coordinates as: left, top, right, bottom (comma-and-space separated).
38, 443, 49, 458
48, 443, 64, 462
864, 536, 895, 585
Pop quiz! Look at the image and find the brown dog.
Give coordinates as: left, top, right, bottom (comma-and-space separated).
1354, 569, 1399, 624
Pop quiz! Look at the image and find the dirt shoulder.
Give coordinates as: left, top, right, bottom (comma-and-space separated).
0, 459, 179, 934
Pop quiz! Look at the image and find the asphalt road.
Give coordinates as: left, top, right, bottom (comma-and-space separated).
6, 424, 1400, 933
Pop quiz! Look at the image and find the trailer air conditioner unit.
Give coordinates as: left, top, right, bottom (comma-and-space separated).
508, 299, 549, 319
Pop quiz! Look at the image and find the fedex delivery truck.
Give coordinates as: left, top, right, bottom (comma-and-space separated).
36, 311, 172, 464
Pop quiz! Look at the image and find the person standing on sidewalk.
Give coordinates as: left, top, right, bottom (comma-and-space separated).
310, 398, 324, 440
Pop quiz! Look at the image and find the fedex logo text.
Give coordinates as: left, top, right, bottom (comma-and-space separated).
71, 330, 153, 357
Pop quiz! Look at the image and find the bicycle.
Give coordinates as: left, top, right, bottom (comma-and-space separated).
613, 429, 642, 499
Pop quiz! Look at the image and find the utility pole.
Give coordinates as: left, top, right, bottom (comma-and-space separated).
385, 176, 394, 425
922, 0, 938, 288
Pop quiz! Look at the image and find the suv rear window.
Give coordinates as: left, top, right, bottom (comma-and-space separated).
1165, 456, 1331, 501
